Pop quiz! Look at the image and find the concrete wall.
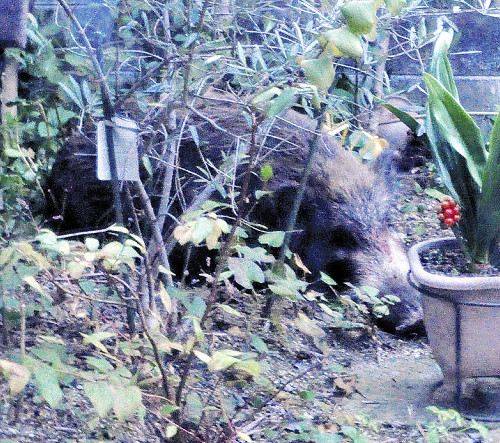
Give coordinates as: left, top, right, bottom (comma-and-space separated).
387, 11, 500, 114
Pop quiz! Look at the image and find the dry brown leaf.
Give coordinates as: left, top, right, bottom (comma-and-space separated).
293, 253, 311, 275
294, 312, 326, 338
333, 375, 357, 397
0, 360, 31, 395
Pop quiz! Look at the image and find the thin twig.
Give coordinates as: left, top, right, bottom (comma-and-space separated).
174, 112, 259, 409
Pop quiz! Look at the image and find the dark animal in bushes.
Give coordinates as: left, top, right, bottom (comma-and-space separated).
43, 135, 114, 232
43, 92, 423, 334
359, 97, 430, 173
178, 94, 423, 333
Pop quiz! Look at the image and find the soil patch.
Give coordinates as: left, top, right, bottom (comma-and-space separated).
420, 245, 499, 277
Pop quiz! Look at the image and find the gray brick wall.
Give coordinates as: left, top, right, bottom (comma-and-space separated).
387, 11, 500, 114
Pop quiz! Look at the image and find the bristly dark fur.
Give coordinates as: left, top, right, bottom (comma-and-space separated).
43, 136, 113, 232
169, 91, 423, 333
43, 90, 423, 333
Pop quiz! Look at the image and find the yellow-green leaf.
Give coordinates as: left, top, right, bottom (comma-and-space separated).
0, 360, 31, 395
81, 331, 116, 354
385, 0, 406, 15
23, 275, 46, 297
293, 312, 326, 338
84, 381, 114, 417
341, 1, 377, 35
234, 359, 261, 378
299, 55, 335, 91
320, 27, 364, 59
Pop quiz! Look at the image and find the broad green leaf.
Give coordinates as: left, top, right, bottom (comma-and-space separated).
250, 335, 269, 354
50, 107, 77, 125
300, 56, 335, 91
192, 318, 205, 342
293, 312, 326, 338
112, 385, 143, 420
158, 282, 173, 314
218, 304, 244, 318
382, 103, 421, 134
360, 285, 380, 299
341, 1, 377, 35
311, 432, 342, 443
269, 283, 298, 298
227, 258, 265, 289
165, 425, 178, 438
191, 217, 214, 245
36, 229, 59, 247
37, 122, 58, 138
260, 163, 274, 182
161, 404, 180, 416
385, 0, 406, 15
320, 27, 363, 59
236, 245, 274, 263
267, 87, 297, 117
258, 231, 285, 247
184, 392, 203, 424
341, 426, 368, 443
23, 275, 46, 297
251, 87, 282, 108
299, 390, 315, 401
208, 350, 242, 372
429, 29, 458, 99
193, 350, 211, 364
85, 237, 100, 252
33, 364, 63, 408
67, 261, 87, 279
424, 188, 448, 201
236, 42, 247, 66
84, 381, 114, 417
184, 295, 206, 318
320, 272, 337, 286
234, 359, 261, 378
476, 113, 500, 261
85, 356, 114, 373
81, 331, 116, 353
237, 432, 254, 443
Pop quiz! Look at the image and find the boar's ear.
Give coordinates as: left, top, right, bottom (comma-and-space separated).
372, 147, 401, 182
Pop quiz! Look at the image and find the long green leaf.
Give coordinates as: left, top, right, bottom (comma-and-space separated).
430, 28, 458, 99
382, 103, 421, 134
476, 113, 500, 261
424, 73, 487, 187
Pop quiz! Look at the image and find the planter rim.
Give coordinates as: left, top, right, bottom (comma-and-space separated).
408, 237, 500, 291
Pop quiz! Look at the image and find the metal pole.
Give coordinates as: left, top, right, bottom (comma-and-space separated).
454, 303, 463, 413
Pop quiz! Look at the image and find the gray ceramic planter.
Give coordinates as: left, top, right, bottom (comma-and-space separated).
408, 238, 500, 383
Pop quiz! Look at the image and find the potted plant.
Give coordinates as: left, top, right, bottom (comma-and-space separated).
407, 27, 500, 407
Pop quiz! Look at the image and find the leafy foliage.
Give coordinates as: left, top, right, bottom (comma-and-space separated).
1, 0, 489, 440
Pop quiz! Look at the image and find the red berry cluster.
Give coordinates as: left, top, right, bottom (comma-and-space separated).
437, 197, 461, 227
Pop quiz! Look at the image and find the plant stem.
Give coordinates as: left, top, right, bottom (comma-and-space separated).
263, 107, 325, 318
174, 113, 259, 418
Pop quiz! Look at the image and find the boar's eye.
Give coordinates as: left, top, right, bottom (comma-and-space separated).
330, 227, 359, 249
